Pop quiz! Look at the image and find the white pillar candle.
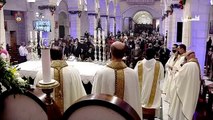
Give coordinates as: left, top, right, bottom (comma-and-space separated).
41, 48, 51, 83
98, 29, 101, 44
94, 30, 96, 43
30, 31, 32, 40
40, 31, 42, 39
35, 31, 37, 39
102, 31, 105, 44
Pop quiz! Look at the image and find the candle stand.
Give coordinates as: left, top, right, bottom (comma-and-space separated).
37, 80, 62, 120
93, 28, 107, 65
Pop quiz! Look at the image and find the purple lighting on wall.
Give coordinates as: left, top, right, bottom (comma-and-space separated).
99, 0, 107, 14
70, 14, 78, 39
188, 22, 207, 76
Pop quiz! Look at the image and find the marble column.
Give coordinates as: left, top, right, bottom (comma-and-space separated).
123, 17, 129, 32
164, 16, 169, 36
69, 11, 81, 39
160, 19, 165, 35
54, 12, 59, 39
182, 0, 210, 75
116, 16, 122, 33
45, 10, 55, 41
100, 15, 108, 36
25, 2, 36, 43
167, 15, 173, 49
109, 16, 115, 35
0, 9, 6, 48
38, 4, 56, 42
88, 13, 97, 35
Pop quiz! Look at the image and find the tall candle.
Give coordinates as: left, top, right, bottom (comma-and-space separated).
35, 31, 37, 39
41, 48, 51, 83
98, 29, 101, 44
94, 30, 96, 43
40, 31, 42, 39
30, 31, 33, 40
102, 31, 105, 44
98, 29, 101, 39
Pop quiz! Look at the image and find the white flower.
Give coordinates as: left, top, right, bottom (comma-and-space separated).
17, 77, 27, 86
14, 72, 20, 78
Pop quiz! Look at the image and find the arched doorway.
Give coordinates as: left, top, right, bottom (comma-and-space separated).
133, 11, 153, 34
58, 12, 68, 39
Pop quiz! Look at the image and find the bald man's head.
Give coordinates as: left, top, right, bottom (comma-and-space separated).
110, 41, 125, 59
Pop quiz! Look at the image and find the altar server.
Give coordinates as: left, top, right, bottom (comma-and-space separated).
134, 48, 164, 111
92, 41, 142, 119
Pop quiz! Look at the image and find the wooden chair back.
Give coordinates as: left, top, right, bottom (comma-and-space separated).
0, 91, 48, 120
62, 94, 140, 120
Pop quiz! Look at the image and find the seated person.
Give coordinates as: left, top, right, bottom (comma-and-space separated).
34, 47, 86, 112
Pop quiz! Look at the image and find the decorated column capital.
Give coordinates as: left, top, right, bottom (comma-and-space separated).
88, 13, 98, 17
109, 16, 115, 19
38, 5, 56, 15
100, 15, 108, 18
171, 3, 184, 10
69, 10, 82, 17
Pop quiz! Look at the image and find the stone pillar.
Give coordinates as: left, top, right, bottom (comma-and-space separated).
167, 15, 173, 49
100, 15, 108, 36
152, 19, 156, 30
116, 16, 122, 33
123, 17, 129, 32
160, 19, 164, 35
88, 13, 97, 35
0, 9, 6, 48
164, 16, 169, 35
69, 11, 81, 39
109, 16, 115, 35
182, 0, 210, 75
38, 4, 56, 41
25, 2, 36, 43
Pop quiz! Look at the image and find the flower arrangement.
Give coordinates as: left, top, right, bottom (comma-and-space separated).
0, 57, 29, 95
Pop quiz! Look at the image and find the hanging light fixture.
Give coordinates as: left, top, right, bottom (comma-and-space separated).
0, 0, 6, 10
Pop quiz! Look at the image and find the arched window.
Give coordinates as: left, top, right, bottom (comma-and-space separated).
133, 11, 153, 24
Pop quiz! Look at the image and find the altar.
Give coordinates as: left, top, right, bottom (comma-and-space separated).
17, 60, 104, 84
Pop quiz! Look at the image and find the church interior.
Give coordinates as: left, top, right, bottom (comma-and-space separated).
0, 0, 213, 120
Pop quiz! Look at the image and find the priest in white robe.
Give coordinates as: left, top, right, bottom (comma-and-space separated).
92, 41, 142, 119
164, 44, 187, 103
168, 50, 200, 120
34, 48, 86, 112
162, 44, 178, 94
134, 48, 164, 111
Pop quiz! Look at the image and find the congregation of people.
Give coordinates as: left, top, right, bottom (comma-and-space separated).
0, 29, 212, 120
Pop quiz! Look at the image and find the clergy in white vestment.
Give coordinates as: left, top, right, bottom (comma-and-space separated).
162, 44, 178, 94
168, 50, 201, 120
164, 44, 187, 103
92, 41, 142, 119
34, 48, 86, 112
134, 48, 164, 110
